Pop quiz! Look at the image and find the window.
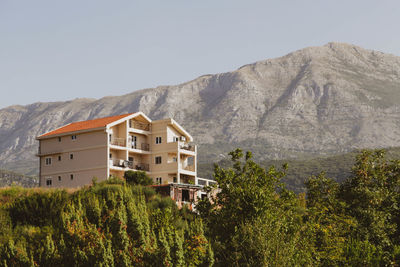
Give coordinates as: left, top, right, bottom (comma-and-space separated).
45, 157, 52, 166
71, 135, 77, 140
156, 177, 162, 184
109, 153, 112, 159
70, 174, 74, 180
173, 177, 177, 183
109, 134, 112, 142
58, 137, 61, 142
173, 157, 177, 162
155, 137, 162, 144
58, 155, 61, 161
46, 179, 52, 186
58, 176, 61, 181
70, 153, 74, 160
155, 156, 162, 164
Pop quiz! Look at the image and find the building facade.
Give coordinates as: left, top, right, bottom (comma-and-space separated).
36, 112, 198, 188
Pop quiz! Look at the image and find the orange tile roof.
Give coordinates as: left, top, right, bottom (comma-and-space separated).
39, 113, 134, 138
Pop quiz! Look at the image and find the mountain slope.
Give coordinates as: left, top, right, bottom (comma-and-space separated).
1, 42, 400, 175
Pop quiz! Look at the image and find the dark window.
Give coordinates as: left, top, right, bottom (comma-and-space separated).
58, 137, 61, 142
46, 179, 52, 186
58, 176, 61, 181
156, 137, 162, 144
70, 174, 74, 180
58, 155, 61, 161
71, 135, 77, 140
155, 156, 162, 164
182, 189, 190, 202
109, 153, 112, 159
156, 177, 162, 184
45, 157, 52, 165
70, 154, 74, 160
173, 177, 177, 183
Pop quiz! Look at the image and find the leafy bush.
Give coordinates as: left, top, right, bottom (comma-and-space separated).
124, 170, 153, 186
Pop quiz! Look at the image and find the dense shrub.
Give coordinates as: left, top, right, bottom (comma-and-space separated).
0, 182, 212, 266
124, 170, 153, 186
8, 190, 68, 227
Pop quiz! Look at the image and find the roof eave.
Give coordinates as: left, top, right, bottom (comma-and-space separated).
36, 126, 106, 140
170, 119, 193, 142
106, 112, 152, 129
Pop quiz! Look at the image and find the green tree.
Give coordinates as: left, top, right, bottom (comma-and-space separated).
197, 148, 314, 266
339, 149, 399, 264
305, 173, 355, 265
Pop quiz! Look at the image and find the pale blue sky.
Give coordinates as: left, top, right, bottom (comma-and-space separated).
1, 0, 399, 108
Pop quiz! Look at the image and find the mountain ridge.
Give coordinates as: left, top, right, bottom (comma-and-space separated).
1, 42, 400, 175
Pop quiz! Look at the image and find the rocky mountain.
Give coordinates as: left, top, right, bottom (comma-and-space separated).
1, 42, 400, 175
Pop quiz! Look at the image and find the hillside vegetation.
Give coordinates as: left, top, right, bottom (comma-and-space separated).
198, 147, 400, 193
0, 169, 38, 187
1, 149, 400, 265
0, 180, 213, 266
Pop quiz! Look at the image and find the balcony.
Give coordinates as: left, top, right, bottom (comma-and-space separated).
197, 177, 217, 187
110, 159, 133, 168
182, 165, 195, 172
129, 121, 150, 131
180, 143, 195, 152
128, 142, 150, 151
111, 138, 126, 147
135, 163, 149, 171
109, 160, 149, 172
141, 143, 150, 151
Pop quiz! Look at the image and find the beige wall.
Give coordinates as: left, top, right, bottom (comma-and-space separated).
41, 168, 107, 188
40, 130, 106, 154
39, 130, 107, 187
110, 122, 127, 140
41, 146, 108, 174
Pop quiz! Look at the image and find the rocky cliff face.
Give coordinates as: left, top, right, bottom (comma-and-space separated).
1, 42, 400, 175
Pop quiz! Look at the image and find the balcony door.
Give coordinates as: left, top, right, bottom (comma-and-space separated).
130, 135, 137, 149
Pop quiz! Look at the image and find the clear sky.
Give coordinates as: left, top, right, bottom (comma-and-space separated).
1, 0, 399, 109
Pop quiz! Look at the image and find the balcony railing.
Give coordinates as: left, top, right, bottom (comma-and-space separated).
197, 177, 217, 187
182, 165, 195, 172
135, 163, 149, 171
109, 159, 149, 171
129, 121, 150, 131
141, 143, 150, 151
180, 144, 195, 152
111, 138, 126, 147
110, 159, 133, 168
128, 142, 150, 151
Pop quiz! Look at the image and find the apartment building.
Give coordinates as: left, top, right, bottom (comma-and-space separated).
36, 112, 198, 189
